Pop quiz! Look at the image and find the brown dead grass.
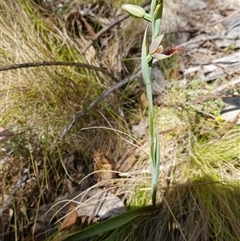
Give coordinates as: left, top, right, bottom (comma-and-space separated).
0, 0, 137, 238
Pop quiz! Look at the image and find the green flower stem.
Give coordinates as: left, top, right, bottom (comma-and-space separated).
143, 13, 152, 22
123, 0, 164, 207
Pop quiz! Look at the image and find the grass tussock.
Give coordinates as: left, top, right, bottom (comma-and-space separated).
137, 181, 240, 241
0, 0, 129, 238
190, 128, 240, 180
94, 180, 240, 241
0, 0, 120, 153
70, 112, 239, 241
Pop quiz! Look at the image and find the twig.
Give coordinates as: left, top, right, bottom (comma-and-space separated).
182, 35, 239, 47
202, 9, 240, 28
59, 68, 142, 139
0, 61, 119, 82
60, 44, 202, 140
83, 0, 152, 52
89, 189, 107, 224
0, 129, 31, 142
222, 111, 240, 135
0, 62, 142, 141
167, 9, 240, 36
0, 168, 29, 215
163, 197, 187, 241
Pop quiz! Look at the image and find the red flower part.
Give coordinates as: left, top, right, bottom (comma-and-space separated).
163, 45, 187, 56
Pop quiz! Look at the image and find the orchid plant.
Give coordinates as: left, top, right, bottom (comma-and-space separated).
122, 1, 186, 206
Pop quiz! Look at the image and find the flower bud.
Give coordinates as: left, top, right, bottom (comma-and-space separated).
122, 4, 146, 18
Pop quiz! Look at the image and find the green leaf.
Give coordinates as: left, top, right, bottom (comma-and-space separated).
64, 206, 155, 241
141, 26, 151, 85
152, 132, 160, 206
141, 27, 153, 156
153, 1, 164, 38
